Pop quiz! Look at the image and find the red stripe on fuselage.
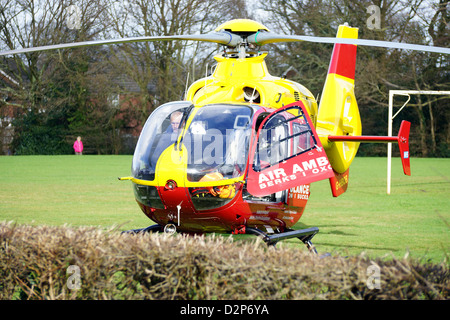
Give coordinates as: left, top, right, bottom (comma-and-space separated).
137, 186, 308, 233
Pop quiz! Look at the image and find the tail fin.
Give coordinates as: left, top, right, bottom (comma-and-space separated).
316, 24, 362, 174
327, 26, 358, 80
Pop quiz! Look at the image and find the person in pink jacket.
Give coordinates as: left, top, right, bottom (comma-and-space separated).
73, 136, 84, 155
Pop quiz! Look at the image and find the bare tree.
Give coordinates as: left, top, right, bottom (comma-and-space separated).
0, 0, 253, 154
255, 0, 449, 156
0, 0, 109, 109
0, 0, 111, 154
104, 0, 250, 123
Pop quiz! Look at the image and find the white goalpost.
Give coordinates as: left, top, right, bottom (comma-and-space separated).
387, 90, 450, 194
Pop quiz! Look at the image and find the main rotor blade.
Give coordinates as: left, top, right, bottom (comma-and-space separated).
248, 32, 450, 55
0, 31, 242, 56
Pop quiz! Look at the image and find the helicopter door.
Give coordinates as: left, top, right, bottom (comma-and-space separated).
247, 101, 334, 197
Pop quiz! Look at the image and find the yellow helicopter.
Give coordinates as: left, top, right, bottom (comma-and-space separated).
2, 19, 448, 252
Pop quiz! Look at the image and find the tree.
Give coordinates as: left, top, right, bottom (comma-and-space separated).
0, 0, 110, 154
257, 0, 337, 95
1, 0, 252, 154
104, 0, 250, 125
256, 0, 450, 157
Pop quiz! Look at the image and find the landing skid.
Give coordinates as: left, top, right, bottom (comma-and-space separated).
245, 226, 319, 254
121, 224, 163, 235
122, 224, 319, 254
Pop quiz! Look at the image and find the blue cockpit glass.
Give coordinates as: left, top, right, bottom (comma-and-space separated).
132, 102, 254, 184
132, 101, 192, 180
183, 104, 253, 182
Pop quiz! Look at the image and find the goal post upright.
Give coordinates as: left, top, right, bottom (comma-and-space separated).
387, 90, 450, 194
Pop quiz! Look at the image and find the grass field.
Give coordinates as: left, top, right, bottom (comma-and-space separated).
0, 155, 448, 263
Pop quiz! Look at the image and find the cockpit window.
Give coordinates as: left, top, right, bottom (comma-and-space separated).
132, 101, 192, 180
253, 106, 316, 171
183, 104, 253, 182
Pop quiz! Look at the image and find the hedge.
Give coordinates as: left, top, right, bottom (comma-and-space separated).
0, 222, 448, 300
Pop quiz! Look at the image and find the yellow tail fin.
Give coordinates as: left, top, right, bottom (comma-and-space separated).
316, 24, 362, 174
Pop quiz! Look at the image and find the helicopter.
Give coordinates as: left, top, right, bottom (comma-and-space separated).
2, 19, 449, 253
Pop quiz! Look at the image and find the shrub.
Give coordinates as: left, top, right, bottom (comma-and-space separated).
0, 222, 448, 300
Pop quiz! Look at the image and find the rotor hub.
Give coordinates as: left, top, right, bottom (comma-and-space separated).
215, 19, 269, 34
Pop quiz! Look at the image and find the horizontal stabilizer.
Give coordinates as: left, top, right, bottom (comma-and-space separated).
327, 120, 411, 176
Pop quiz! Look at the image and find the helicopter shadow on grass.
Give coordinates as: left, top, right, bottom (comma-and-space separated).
313, 241, 400, 253
204, 227, 399, 254
289, 222, 399, 252
355, 180, 449, 193
293, 222, 357, 237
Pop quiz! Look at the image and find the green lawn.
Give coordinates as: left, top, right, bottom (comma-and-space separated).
0, 155, 448, 263
0, 155, 148, 230
297, 157, 449, 263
